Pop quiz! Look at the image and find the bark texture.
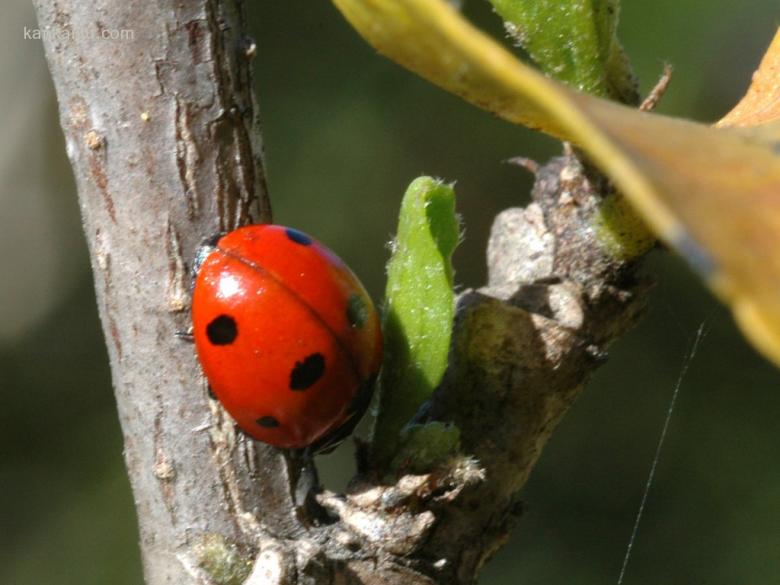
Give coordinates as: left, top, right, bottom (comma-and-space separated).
35, 1, 649, 584
32, 1, 286, 583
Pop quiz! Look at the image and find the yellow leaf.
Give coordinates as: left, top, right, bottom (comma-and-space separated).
332, 0, 780, 367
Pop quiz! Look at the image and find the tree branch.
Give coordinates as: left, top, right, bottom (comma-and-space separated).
32, 1, 286, 583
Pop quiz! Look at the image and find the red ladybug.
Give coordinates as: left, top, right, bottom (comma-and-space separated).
192, 225, 383, 450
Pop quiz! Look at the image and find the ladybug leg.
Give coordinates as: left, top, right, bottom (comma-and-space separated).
293, 448, 320, 503
174, 326, 194, 342
289, 448, 334, 526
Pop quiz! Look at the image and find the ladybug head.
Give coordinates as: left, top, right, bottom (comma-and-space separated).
192, 232, 226, 279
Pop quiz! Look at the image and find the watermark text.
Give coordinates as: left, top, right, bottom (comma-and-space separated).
24, 25, 135, 42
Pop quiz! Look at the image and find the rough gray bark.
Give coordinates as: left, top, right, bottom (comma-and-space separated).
32, 1, 287, 583
34, 1, 649, 584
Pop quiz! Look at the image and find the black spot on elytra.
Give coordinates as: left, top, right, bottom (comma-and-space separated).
206, 314, 238, 345
289, 353, 326, 390
285, 228, 312, 246
256, 416, 279, 428
346, 293, 368, 329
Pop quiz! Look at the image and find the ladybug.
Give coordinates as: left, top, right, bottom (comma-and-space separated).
192, 225, 383, 451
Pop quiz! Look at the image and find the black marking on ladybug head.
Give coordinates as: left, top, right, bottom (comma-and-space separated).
346, 293, 368, 329
289, 353, 326, 390
206, 314, 238, 345
257, 415, 280, 428
285, 228, 313, 246
193, 232, 226, 276
207, 385, 216, 400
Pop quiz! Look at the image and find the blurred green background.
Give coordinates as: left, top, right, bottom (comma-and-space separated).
1, 1, 778, 583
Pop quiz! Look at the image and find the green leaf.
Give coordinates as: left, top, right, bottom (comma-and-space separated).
489, 0, 638, 103
371, 177, 460, 469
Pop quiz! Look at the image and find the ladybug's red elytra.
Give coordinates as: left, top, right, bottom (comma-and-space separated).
192, 225, 383, 450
